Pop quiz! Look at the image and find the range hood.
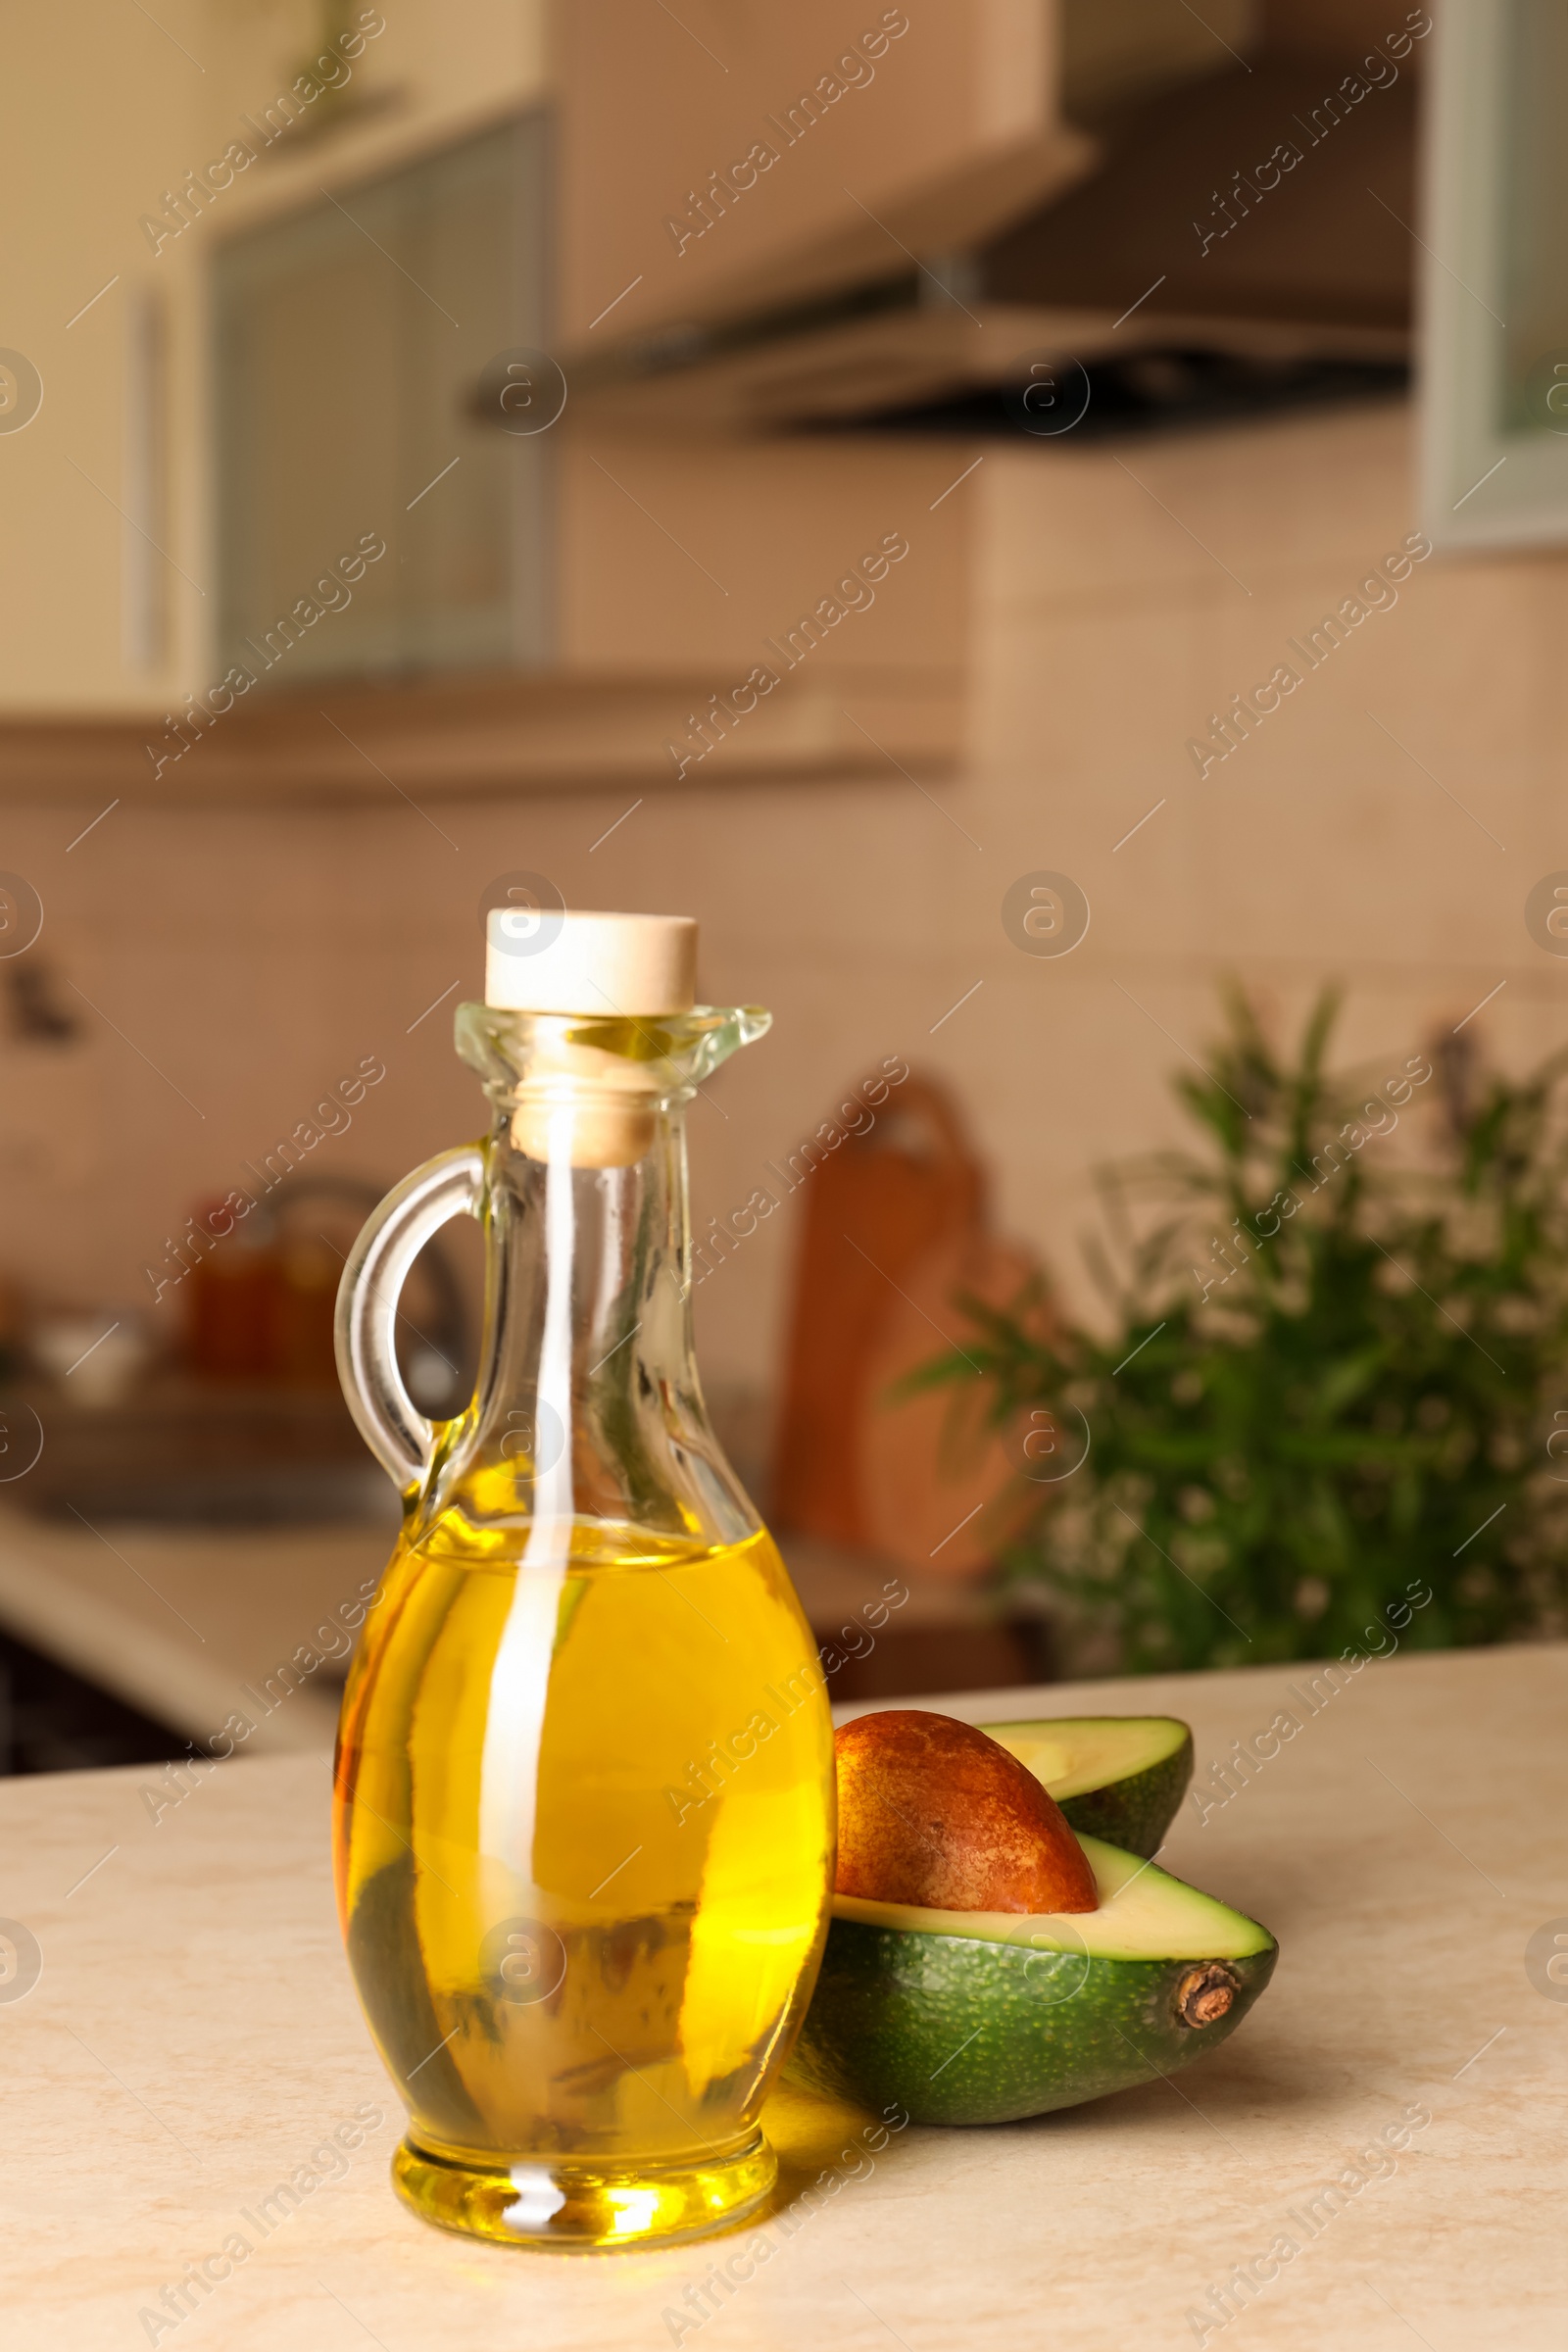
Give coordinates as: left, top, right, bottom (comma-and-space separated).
560, 1, 1419, 437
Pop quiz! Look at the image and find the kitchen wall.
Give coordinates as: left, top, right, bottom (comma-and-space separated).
7, 397, 1568, 1420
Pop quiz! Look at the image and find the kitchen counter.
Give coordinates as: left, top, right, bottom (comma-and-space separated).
0, 1379, 397, 1754
0, 1495, 1021, 1755
0, 1500, 379, 1752
3, 1641, 1562, 2348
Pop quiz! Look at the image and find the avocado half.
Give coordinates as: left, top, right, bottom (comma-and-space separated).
985, 1714, 1195, 1859
787, 1836, 1277, 2127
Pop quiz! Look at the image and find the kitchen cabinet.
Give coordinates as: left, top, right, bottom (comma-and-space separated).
1422, 0, 1568, 546
213, 116, 553, 682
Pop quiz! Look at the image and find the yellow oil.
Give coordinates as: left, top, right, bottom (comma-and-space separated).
333, 1510, 835, 2250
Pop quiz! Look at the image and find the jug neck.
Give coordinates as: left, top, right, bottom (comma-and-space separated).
422, 1004, 769, 1555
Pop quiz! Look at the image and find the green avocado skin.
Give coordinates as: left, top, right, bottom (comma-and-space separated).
1054, 1732, 1196, 1860
786, 1917, 1276, 2127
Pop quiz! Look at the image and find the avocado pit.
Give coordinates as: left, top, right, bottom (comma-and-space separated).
834, 1709, 1099, 1914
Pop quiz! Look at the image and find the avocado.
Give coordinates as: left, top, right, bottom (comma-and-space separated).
787, 1835, 1276, 2127
984, 1714, 1195, 1859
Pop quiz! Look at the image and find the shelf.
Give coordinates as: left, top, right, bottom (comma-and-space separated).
0, 667, 962, 803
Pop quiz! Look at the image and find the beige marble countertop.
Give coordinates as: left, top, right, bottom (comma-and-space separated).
2, 1641, 1563, 2349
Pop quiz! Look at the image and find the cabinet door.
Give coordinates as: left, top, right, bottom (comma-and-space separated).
214, 116, 552, 683
556, 0, 1084, 344
1422, 0, 1568, 547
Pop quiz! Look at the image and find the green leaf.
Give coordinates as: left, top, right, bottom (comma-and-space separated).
912, 984, 1568, 1673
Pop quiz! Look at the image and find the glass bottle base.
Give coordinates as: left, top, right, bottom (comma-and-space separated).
391, 2130, 777, 2253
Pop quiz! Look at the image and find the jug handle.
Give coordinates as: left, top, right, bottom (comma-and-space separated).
334, 1144, 486, 1494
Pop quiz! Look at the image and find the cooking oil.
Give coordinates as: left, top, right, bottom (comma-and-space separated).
333, 1510, 835, 2250
333, 922, 835, 2249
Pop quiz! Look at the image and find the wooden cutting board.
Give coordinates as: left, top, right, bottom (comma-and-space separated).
772, 1074, 1056, 1576
858, 1229, 1054, 1576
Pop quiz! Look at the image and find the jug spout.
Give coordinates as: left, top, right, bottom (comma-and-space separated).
454, 1000, 771, 1168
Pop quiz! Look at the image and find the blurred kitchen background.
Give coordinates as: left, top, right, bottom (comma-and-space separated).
1, 0, 1566, 1768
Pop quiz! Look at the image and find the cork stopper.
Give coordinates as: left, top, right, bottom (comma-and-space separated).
485, 909, 699, 1168
485, 909, 697, 1018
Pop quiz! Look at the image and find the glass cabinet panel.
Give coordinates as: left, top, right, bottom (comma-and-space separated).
214, 115, 552, 682
1423, 0, 1568, 547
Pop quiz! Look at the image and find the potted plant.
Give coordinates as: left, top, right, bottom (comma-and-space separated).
913, 989, 1568, 1673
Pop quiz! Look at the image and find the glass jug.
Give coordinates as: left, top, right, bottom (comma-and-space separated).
331, 911, 835, 2252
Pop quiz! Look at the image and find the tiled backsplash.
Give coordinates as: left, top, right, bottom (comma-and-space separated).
4, 402, 1563, 1419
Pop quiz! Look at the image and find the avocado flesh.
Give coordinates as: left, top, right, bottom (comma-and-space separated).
788, 1836, 1276, 2127
984, 1714, 1196, 1859
835, 1835, 1272, 1961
